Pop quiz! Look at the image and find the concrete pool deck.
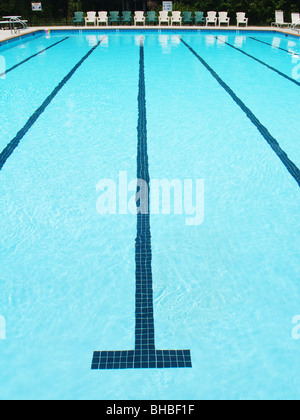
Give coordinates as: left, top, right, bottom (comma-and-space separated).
0, 25, 299, 44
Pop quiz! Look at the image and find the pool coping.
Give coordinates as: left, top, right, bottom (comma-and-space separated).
0, 25, 299, 45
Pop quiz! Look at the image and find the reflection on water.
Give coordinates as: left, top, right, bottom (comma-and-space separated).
272, 36, 281, 49
0, 55, 6, 79
205, 35, 215, 46
234, 36, 246, 48
0, 315, 6, 339
86, 34, 109, 47
216, 35, 227, 46
158, 34, 181, 53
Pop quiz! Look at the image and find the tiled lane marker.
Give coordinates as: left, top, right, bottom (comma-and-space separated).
91, 37, 192, 370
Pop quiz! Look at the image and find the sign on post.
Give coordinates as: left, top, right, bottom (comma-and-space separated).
163, 1, 173, 12
32, 3, 42, 11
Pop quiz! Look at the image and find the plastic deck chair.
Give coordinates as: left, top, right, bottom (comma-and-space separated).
206, 11, 218, 26
146, 11, 158, 25
271, 10, 290, 27
291, 13, 300, 31
121, 11, 132, 25
194, 12, 205, 26
291, 12, 300, 26
72, 11, 84, 26
109, 11, 120, 25
236, 12, 248, 26
218, 11, 230, 26
159, 11, 170, 26
134, 11, 145, 26
182, 11, 193, 26
97, 11, 108, 26
85, 11, 97, 26
170, 11, 182, 26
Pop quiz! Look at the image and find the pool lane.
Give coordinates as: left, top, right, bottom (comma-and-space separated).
180, 38, 300, 188
249, 36, 293, 54
144, 34, 300, 399
91, 38, 192, 370
213, 35, 300, 88
0, 32, 299, 398
0, 35, 91, 151
0, 34, 139, 396
184, 33, 300, 171
0, 38, 103, 171
0, 36, 69, 78
224, 33, 300, 75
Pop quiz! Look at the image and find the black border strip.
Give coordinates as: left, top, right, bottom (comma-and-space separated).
0, 36, 70, 78
0, 38, 103, 171
214, 36, 300, 87
180, 38, 300, 188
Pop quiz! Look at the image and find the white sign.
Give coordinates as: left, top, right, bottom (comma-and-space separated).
32, 3, 42, 11
163, 1, 173, 12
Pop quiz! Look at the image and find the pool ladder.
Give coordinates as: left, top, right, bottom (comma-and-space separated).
9, 17, 27, 34
291, 19, 300, 33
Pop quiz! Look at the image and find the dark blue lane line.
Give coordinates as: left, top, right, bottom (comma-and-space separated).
249, 36, 292, 54
91, 39, 192, 370
180, 38, 300, 188
213, 36, 300, 88
0, 39, 103, 172
0, 36, 69, 78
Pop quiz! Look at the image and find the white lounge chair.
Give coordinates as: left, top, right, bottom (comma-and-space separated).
85, 11, 97, 26
97, 11, 108, 26
134, 11, 145, 26
218, 11, 230, 26
271, 10, 290, 27
236, 12, 248, 26
291, 12, 300, 26
291, 14, 300, 32
206, 11, 217, 26
159, 11, 170, 26
170, 11, 182, 26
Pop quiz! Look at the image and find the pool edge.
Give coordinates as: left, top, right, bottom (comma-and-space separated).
0, 25, 299, 46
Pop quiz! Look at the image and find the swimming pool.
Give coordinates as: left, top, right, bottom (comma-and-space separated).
0, 29, 300, 400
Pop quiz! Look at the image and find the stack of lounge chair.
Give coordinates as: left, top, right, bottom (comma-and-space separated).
72, 11, 250, 27
272, 10, 300, 31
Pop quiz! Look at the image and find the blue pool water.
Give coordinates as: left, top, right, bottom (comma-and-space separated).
0, 29, 300, 399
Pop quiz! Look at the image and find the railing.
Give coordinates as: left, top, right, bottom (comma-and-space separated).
291, 19, 300, 32
2, 16, 28, 34
10, 17, 28, 33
